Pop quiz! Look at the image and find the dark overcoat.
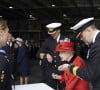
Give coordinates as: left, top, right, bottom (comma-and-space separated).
37, 35, 66, 89
72, 32, 100, 90
17, 45, 30, 76
0, 49, 12, 90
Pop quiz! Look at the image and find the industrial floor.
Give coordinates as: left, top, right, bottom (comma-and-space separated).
15, 59, 43, 84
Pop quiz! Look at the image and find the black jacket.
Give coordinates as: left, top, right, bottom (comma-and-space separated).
0, 51, 12, 90
73, 32, 100, 90
36, 35, 66, 89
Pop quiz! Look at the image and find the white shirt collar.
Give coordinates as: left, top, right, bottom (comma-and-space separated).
57, 34, 60, 43
93, 30, 100, 43
7, 41, 12, 47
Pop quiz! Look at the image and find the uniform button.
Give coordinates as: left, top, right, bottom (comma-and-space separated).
54, 60, 56, 62
1, 76, 4, 80
54, 56, 56, 57
2, 71, 5, 74
55, 65, 57, 67
1, 74, 4, 79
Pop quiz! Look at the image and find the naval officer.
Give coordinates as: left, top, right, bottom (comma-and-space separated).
58, 17, 100, 90
37, 22, 69, 90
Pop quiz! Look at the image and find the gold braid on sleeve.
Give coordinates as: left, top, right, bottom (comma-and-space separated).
40, 53, 45, 59
72, 66, 79, 76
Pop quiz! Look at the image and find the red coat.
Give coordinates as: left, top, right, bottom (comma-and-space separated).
60, 56, 89, 90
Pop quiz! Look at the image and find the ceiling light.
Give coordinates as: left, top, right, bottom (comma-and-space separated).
29, 15, 37, 20
63, 14, 67, 17
98, 7, 100, 10
51, 4, 55, 7
0, 16, 2, 18
9, 6, 13, 9
28, 17, 37, 20
29, 15, 33, 18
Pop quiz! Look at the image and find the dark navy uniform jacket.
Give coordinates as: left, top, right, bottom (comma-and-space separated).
2, 42, 15, 76
36, 35, 66, 89
70, 32, 100, 90
0, 49, 12, 90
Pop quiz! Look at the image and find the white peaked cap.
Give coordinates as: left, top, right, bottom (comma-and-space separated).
15, 37, 23, 42
46, 23, 62, 29
70, 17, 94, 30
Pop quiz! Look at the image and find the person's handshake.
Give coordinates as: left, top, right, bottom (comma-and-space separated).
58, 64, 69, 71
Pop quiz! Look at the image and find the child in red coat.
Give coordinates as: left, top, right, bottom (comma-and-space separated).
52, 41, 89, 90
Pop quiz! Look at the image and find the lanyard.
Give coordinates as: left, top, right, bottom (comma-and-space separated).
0, 49, 6, 54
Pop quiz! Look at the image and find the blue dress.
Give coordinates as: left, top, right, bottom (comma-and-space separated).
17, 45, 30, 76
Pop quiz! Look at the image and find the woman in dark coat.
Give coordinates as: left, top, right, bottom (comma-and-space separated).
15, 37, 30, 84
0, 19, 12, 90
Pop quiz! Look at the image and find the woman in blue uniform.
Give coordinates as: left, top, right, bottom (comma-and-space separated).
15, 37, 30, 85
